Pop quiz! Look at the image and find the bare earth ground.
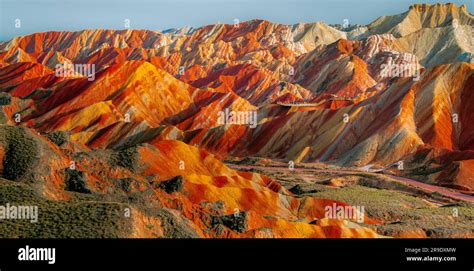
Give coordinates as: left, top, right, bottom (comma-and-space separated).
227, 159, 474, 238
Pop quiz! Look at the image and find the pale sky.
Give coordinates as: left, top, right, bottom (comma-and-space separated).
1, 0, 472, 41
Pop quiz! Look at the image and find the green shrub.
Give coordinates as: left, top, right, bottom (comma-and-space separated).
2, 127, 38, 181
65, 168, 91, 193
0, 93, 12, 106
111, 147, 139, 172
0, 179, 132, 238
44, 131, 69, 146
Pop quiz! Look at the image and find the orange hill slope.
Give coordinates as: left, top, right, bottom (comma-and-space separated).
0, 3, 473, 238
117, 139, 382, 237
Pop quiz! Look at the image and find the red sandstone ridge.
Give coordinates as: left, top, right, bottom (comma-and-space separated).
0, 3, 473, 238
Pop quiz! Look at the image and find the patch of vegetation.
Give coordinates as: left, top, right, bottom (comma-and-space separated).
0, 179, 132, 238
112, 177, 136, 192
405, 164, 447, 177
146, 224, 154, 230
211, 212, 248, 233
155, 175, 184, 194
289, 184, 322, 195
371, 204, 474, 237
65, 168, 91, 194
126, 189, 164, 211
0, 93, 12, 106
431, 191, 443, 197
312, 184, 474, 237
0, 111, 7, 125
314, 185, 429, 217
44, 131, 69, 147
225, 156, 261, 165
110, 147, 139, 172
154, 208, 201, 238
1, 126, 39, 181
355, 176, 431, 197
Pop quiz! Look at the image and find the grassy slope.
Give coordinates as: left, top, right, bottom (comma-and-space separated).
0, 178, 132, 238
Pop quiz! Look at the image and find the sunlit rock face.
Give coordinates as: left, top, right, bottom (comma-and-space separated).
0, 3, 473, 238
